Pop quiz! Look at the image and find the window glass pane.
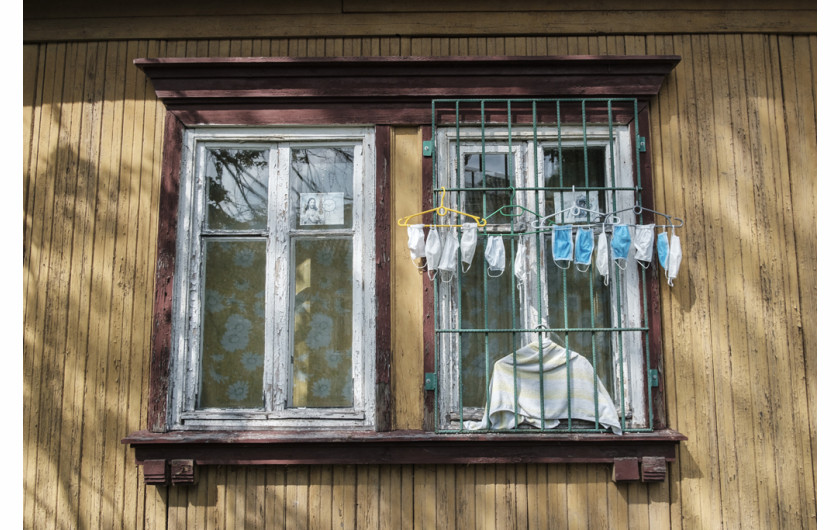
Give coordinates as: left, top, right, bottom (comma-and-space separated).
544, 147, 606, 222
199, 239, 266, 409
458, 237, 517, 408
291, 147, 354, 230
205, 148, 269, 230
544, 262, 615, 399
542, 146, 615, 398
291, 238, 354, 407
462, 152, 512, 218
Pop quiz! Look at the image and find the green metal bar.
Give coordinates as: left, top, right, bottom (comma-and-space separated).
505, 100, 522, 431
581, 100, 600, 430
432, 97, 638, 103
456, 105, 465, 431
608, 99, 627, 433
431, 100, 440, 431
532, 100, 546, 430
437, 326, 650, 333
634, 97, 655, 429
482, 101, 492, 433
435, 186, 638, 192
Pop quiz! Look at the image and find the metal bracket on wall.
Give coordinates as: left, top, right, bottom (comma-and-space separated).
422, 140, 433, 157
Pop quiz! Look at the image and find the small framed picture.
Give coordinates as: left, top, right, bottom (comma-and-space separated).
300, 192, 344, 226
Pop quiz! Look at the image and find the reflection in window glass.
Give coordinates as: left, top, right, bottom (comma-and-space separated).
291, 238, 354, 408
462, 153, 512, 218
544, 147, 606, 222
458, 237, 518, 408
544, 146, 613, 398
291, 147, 354, 229
199, 239, 266, 409
205, 149, 269, 230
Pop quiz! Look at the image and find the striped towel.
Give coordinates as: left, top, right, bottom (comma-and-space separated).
464, 341, 622, 434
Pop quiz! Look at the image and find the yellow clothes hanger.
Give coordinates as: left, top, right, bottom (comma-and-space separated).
397, 187, 488, 228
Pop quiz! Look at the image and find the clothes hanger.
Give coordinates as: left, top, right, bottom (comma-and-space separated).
605, 204, 685, 229
484, 188, 542, 221
531, 186, 615, 229
397, 187, 488, 228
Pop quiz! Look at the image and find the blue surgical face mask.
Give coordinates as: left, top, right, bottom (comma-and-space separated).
574, 229, 594, 272
611, 224, 632, 269
657, 231, 669, 271
551, 226, 573, 269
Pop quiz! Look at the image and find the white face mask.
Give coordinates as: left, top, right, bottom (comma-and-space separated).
667, 233, 682, 287
407, 224, 426, 266
514, 238, 528, 287
425, 227, 442, 280
596, 231, 610, 285
460, 223, 477, 273
438, 229, 461, 283
484, 235, 506, 277
633, 224, 655, 268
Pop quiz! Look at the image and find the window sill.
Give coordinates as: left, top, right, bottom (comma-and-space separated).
123, 429, 686, 485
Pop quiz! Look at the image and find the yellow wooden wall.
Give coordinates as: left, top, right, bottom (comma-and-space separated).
23, 35, 816, 528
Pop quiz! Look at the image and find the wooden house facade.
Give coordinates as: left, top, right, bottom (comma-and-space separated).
23, 2, 816, 528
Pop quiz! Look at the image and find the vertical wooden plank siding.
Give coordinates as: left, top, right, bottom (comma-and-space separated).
22, 34, 815, 529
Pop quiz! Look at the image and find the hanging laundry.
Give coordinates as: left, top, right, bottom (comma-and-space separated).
611, 224, 632, 270
514, 238, 528, 287
634, 224, 655, 268
551, 225, 574, 269
657, 230, 669, 271
425, 227, 442, 280
596, 231, 610, 285
463, 341, 622, 434
667, 232, 682, 287
485, 235, 506, 277
437, 228, 460, 283
574, 228, 594, 272
406, 224, 426, 271
460, 222, 477, 273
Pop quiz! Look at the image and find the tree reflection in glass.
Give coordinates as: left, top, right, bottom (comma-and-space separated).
205, 149, 269, 230
291, 147, 354, 229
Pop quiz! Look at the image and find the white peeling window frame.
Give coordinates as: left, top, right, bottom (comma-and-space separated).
168, 126, 377, 430
436, 125, 648, 431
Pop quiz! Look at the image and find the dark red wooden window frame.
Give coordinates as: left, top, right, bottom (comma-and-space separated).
123, 56, 686, 485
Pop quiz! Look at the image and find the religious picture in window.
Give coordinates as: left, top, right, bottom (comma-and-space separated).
300, 192, 344, 226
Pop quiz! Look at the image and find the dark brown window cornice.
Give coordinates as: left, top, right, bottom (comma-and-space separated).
135, 55, 680, 125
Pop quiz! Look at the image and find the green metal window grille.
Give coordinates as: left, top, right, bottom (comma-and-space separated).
430, 98, 655, 434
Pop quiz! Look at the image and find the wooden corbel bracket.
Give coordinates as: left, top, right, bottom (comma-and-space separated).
140, 459, 197, 486
612, 455, 669, 483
